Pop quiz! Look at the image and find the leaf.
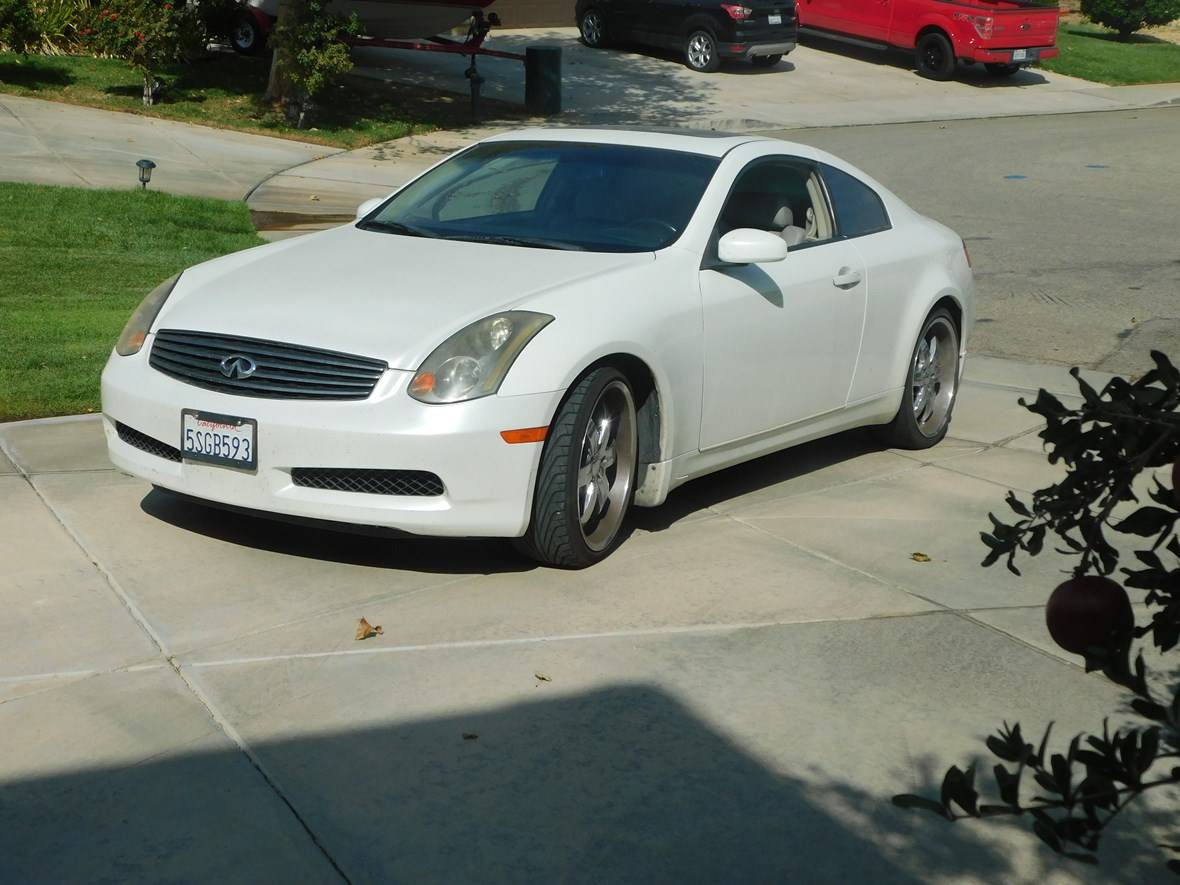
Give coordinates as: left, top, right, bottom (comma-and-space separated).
1116, 507, 1175, 537
534, 671, 552, 682
462, 732, 479, 741
355, 617, 383, 641
1034, 818, 1063, 853
940, 765, 979, 816
1006, 491, 1032, 518
911, 552, 932, 563
891, 794, 948, 816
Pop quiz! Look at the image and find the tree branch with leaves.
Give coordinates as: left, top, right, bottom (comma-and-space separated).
894, 351, 1180, 874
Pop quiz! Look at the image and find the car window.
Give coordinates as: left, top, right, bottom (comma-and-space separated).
367, 141, 720, 253
820, 164, 891, 238
715, 158, 835, 248
432, 156, 557, 222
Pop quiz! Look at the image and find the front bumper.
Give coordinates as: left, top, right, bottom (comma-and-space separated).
721, 40, 798, 59
101, 343, 563, 538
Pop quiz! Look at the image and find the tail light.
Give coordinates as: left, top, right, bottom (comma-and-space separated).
953, 12, 993, 39
722, 3, 753, 19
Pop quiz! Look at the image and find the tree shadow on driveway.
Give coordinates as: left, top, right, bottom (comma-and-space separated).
0, 682, 1049, 883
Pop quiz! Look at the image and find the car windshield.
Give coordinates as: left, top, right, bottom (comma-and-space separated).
361, 141, 720, 253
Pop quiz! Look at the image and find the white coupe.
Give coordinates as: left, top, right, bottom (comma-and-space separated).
102, 128, 974, 567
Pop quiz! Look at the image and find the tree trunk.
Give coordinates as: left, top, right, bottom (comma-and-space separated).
142, 74, 154, 107
265, 0, 303, 102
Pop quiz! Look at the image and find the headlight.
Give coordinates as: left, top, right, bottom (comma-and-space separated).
115, 273, 181, 356
408, 311, 553, 404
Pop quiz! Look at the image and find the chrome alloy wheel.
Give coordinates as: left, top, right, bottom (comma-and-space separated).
910, 316, 958, 437
687, 33, 714, 70
581, 11, 603, 46
576, 379, 636, 551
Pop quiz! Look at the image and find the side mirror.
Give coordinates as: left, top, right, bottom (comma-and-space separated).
717, 228, 788, 265
355, 197, 384, 220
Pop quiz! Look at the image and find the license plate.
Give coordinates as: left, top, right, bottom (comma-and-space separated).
768, 13, 782, 23
181, 410, 257, 470
1012, 48, 1032, 61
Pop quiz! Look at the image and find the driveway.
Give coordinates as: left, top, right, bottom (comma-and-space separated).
1, 355, 1172, 882
349, 27, 1177, 131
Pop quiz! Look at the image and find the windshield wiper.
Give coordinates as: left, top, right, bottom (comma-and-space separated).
356, 219, 435, 238
441, 234, 583, 251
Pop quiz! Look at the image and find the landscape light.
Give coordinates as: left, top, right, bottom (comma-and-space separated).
136, 159, 156, 190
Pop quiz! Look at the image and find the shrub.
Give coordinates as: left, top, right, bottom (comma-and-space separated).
1081, 0, 1180, 40
82, 0, 202, 105
0, 0, 41, 52
270, 0, 361, 127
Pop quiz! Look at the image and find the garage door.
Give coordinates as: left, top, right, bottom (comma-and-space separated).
492, 0, 574, 28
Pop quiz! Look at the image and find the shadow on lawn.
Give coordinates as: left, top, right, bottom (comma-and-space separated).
0, 60, 74, 89
0, 682, 1075, 883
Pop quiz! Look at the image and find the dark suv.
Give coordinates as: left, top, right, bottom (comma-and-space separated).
576, 0, 798, 72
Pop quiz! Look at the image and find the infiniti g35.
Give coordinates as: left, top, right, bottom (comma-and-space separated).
102, 128, 974, 568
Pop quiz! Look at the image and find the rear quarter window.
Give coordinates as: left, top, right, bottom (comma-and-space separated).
821, 164, 891, 239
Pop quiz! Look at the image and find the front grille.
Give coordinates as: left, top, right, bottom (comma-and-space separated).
291, 467, 444, 497
116, 422, 182, 462
150, 330, 388, 400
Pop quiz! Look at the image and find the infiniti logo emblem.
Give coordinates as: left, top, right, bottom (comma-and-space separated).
219, 354, 257, 379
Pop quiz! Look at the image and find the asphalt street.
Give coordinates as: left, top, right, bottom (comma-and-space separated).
773, 106, 1180, 374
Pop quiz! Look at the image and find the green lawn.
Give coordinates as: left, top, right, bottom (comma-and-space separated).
1041, 23, 1180, 84
0, 183, 265, 421
0, 51, 516, 148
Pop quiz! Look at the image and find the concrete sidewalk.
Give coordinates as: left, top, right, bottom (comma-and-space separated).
0, 91, 337, 201
1, 355, 1173, 882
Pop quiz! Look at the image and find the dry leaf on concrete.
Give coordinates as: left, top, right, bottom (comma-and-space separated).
462, 733, 479, 741
534, 672, 552, 682
355, 617, 384, 640
910, 552, 932, 563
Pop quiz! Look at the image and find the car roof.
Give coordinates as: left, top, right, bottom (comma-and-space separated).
480, 126, 779, 158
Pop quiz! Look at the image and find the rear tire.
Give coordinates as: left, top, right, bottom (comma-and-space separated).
985, 62, 1021, 77
915, 31, 955, 80
881, 308, 960, 449
579, 8, 608, 48
685, 28, 722, 72
518, 368, 638, 568
751, 53, 782, 68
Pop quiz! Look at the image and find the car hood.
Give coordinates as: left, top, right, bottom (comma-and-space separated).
155, 225, 655, 370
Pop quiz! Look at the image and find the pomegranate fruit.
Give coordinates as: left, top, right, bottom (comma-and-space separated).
1045, 576, 1134, 655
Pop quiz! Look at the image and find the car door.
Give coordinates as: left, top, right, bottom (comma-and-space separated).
698, 157, 868, 451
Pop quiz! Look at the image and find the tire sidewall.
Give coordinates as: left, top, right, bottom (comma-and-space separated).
887, 308, 959, 449
529, 367, 637, 567
686, 28, 721, 72
916, 32, 955, 80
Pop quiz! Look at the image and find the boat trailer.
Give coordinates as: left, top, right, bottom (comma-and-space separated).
343, 11, 544, 116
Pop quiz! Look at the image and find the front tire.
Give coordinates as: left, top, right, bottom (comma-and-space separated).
915, 31, 955, 80
751, 53, 782, 68
882, 308, 960, 449
685, 29, 722, 73
579, 8, 608, 48
519, 368, 638, 568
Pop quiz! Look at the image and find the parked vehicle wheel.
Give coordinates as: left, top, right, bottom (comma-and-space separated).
750, 53, 782, 68
579, 8, 608, 48
685, 28, 722, 73
230, 14, 263, 55
518, 368, 638, 568
882, 308, 959, 449
915, 31, 955, 81
985, 62, 1021, 77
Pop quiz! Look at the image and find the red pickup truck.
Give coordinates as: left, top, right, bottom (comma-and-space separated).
796, 0, 1060, 79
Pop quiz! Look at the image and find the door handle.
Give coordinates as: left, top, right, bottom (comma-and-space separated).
832, 267, 862, 289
